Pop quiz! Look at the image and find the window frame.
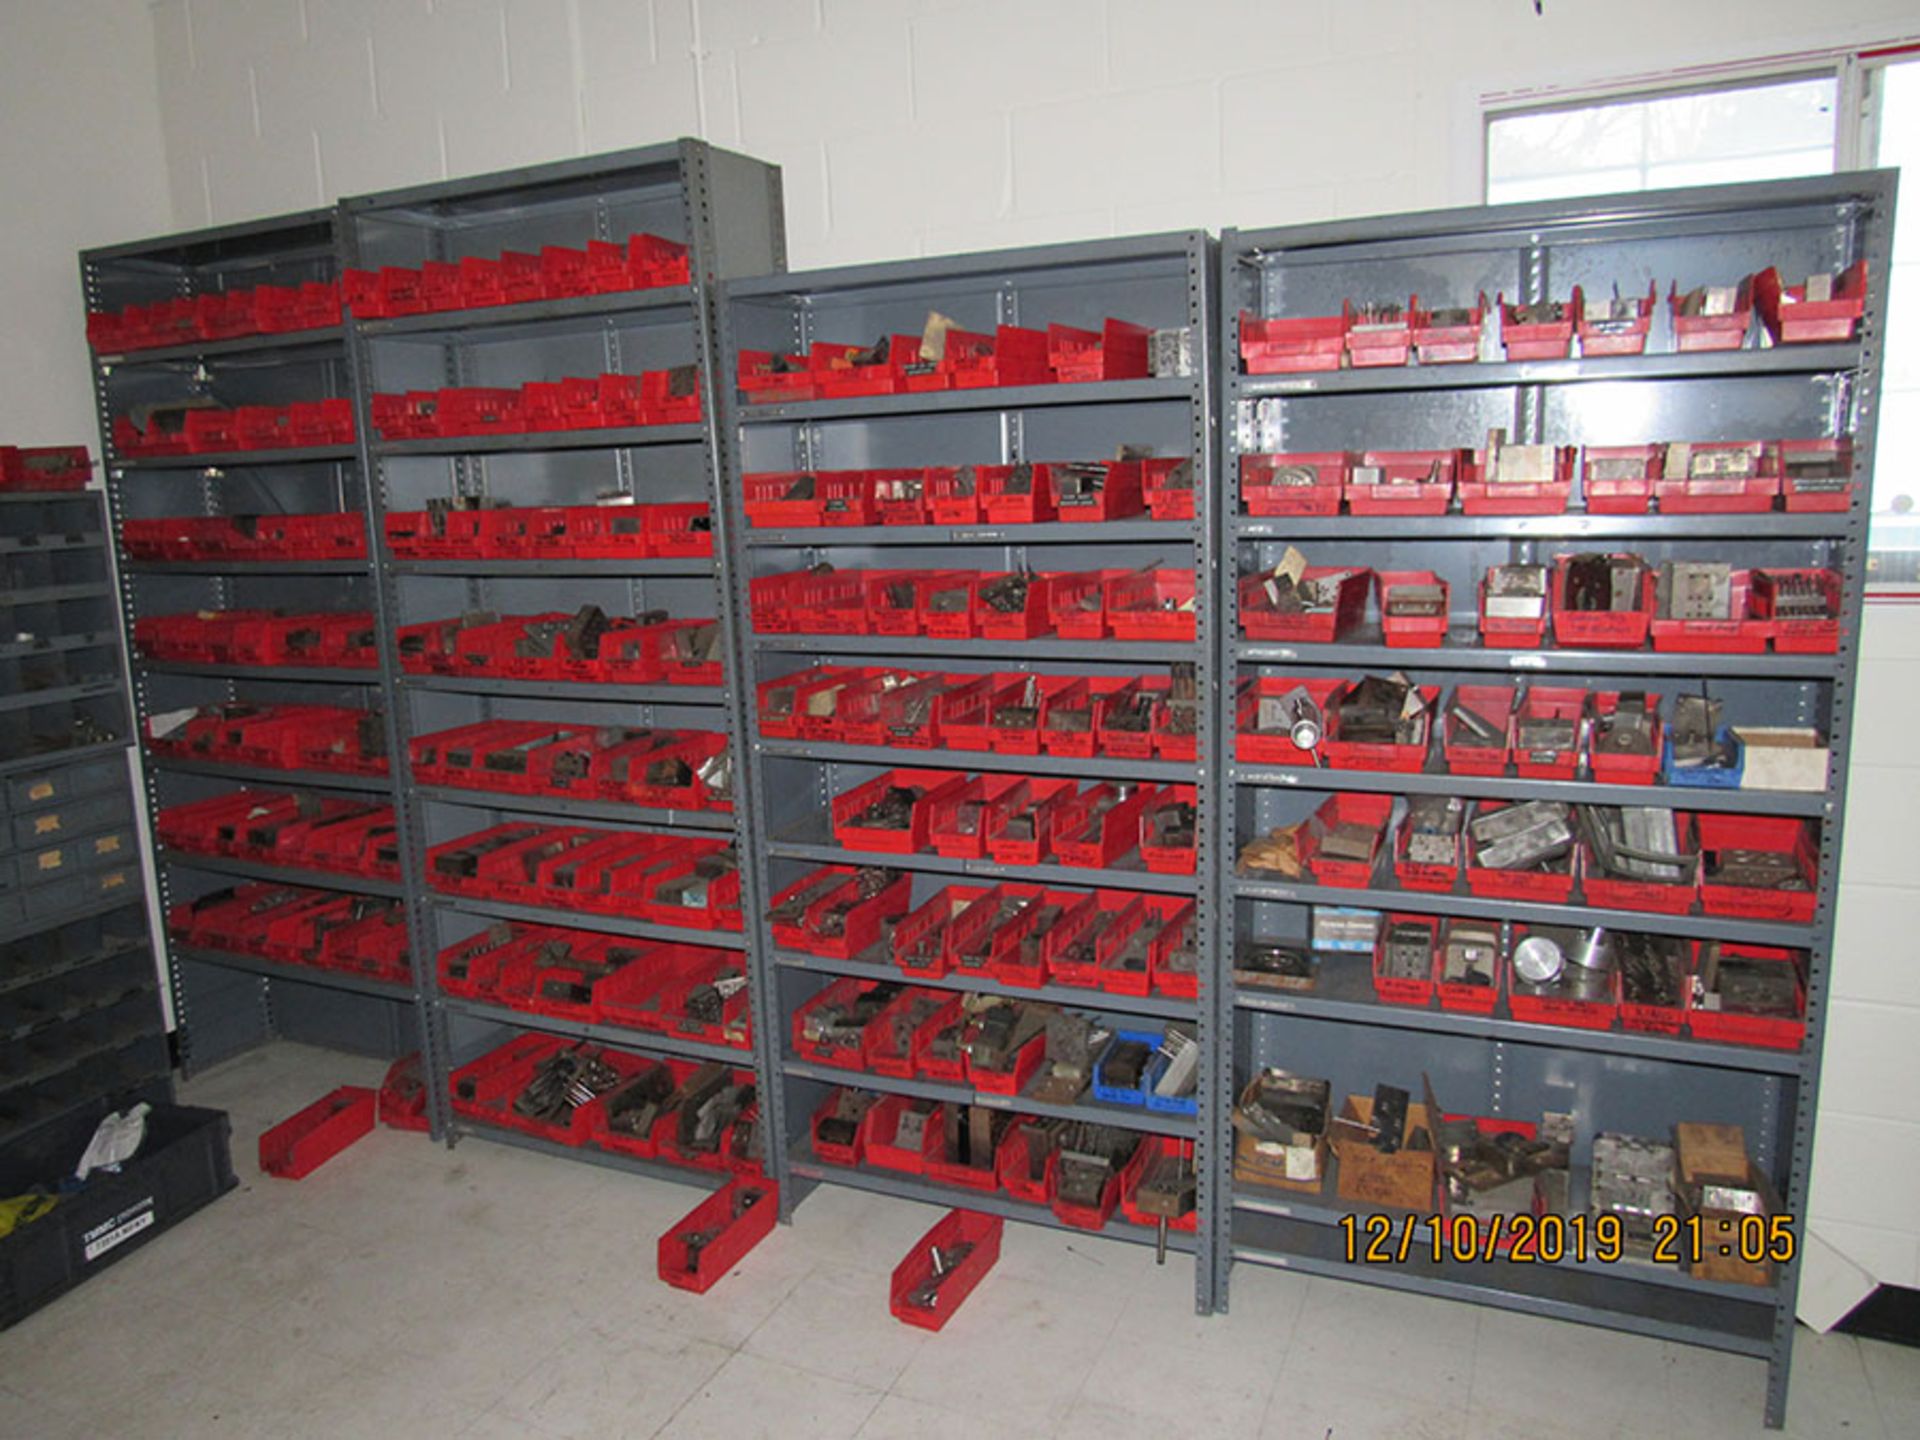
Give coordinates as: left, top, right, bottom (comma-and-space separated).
1480, 42, 1920, 580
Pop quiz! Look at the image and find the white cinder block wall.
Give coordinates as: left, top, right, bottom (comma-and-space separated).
30, 0, 1920, 1305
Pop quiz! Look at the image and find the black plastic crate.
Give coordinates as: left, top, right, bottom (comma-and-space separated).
0, 1103, 235, 1329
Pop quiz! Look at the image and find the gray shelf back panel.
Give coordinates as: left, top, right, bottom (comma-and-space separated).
1215, 170, 1893, 1430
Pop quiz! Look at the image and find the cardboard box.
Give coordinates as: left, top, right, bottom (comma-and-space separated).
1674, 1122, 1779, 1287
1734, 727, 1829, 792
1331, 1094, 1435, 1212
1234, 1129, 1330, 1194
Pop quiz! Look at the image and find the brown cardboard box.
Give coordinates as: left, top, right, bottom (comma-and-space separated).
1234, 1128, 1330, 1194
1675, 1122, 1779, 1287
1734, 726, 1829, 792
1331, 1094, 1435, 1212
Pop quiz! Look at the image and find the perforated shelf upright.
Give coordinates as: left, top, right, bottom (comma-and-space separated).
716, 233, 1223, 1306
1212, 172, 1892, 1427
341, 142, 786, 1167
82, 210, 425, 1075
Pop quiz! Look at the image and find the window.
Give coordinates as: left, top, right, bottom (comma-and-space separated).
1867, 56, 1920, 573
1487, 76, 1840, 204
1487, 53, 1920, 570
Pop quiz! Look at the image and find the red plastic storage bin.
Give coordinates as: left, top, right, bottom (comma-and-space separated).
258, 1087, 377, 1179
1320, 682, 1439, 773
1052, 783, 1156, 869
1581, 812, 1698, 915
1779, 438, 1855, 513
1240, 308, 1344, 374
1242, 451, 1346, 516
1669, 277, 1754, 352
1302, 792, 1391, 888
1239, 566, 1371, 643
1105, 569, 1195, 641
1233, 675, 1341, 766
1049, 318, 1151, 382
1752, 567, 1842, 653
1143, 458, 1195, 521
1511, 686, 1586, 779
1050, 459, 1147, 524
658, 1179, 777, 1293
1755, 261, 1867, 344
1443, 684, 1515, 776
1575, 282, 1655, 356
831, 769, 968, 854
1581, 444, 1662, 515
1506, 927, 1617, 1031
1372, 913, 1438, 1006
1550, 554, 1653, 650
1457, 445, 1575, 516
1344, 300, 1413, 367
1587, 690, 1664, 786
1393, 818, 1459, 894
890, 1210, 1002, 1330
1497, 289, 1580, 360
1653, 441, 1780, 514
863, 1093, 947, 1174
1463, 801, 1574, 902
0, 445, 92, 492
1695, 815, 1817, 922
1688, 944, 1807, 1049
1409, 293, 1485, 364
1344, 450, 1457, 515
1046, 569, 1115, 639
1377, 570, 1450, 648
1651, 571, 1768, 655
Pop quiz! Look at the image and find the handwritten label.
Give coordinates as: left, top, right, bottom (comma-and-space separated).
1508, 654, 1548, 670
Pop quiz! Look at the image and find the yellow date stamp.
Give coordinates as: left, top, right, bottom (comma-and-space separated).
1338, 1212, 1798, 1266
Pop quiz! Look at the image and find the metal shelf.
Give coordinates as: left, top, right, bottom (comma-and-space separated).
1215, 173, 1890, 1426
373, 424, 704, 457
145, 755, 390, 793
136, 660, 382, 685
754, 633, 1194, 664
1232, 512, 1853, 541
357, 286, 694, 338
427, 892, 748, 950
124, 558, 369, 576
0, 679, 122, 714
1230, 1209, 1773, 1358
398, 674, 724, 704
743, 519, 1191, 547
93, 327, 345, 365
770, 825, 1198, 897
457, 1120, 726, 1191
789, 1150, 1196, 1256
443, 997, 751, 1065
5, 581, 113, 604
1232, 343, 1858, 398
1230, 871, 1811, 946
736, 375, 1191, 424
389, 556, 716, 578
171, 946, 413, 1000
0, 894, 144, 950
1231, 760, 1828, 817
0, 940, 148, 999
0, 739, 130, 779
0, 532, 108, 554
782, 1058, 1195, 1137
1233, 950, 1802, 1075
773, 946, 1198, 1021
1231, 630, 1840, 677
760, 738, 1194, 783
157, 849, 405, 899
110, 445, 357, 471
416, 784, 735, 831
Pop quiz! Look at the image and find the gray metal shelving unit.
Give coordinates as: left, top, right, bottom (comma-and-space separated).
0, 487, 168, 1153
340, 141, 784, 1156
1213, 172, 1893, 1427
82, 210, 425, 1074
717, 232, 1222, 1309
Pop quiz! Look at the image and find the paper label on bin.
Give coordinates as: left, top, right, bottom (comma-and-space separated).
1507, 655, 1547, 670
1285, 1144, 1317, 1181
82, 1199, 155, 1262
34, 815, 60, 835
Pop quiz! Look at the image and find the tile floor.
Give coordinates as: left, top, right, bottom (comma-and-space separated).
0, 1042, 1913, 1439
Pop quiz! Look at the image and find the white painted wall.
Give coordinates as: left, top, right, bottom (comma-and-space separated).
0, 0, 173, 441
10, 0, 1915, 1304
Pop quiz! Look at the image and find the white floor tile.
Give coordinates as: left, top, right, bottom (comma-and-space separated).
653, 1351, 884, 1439
740, 1260, 929, 1389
